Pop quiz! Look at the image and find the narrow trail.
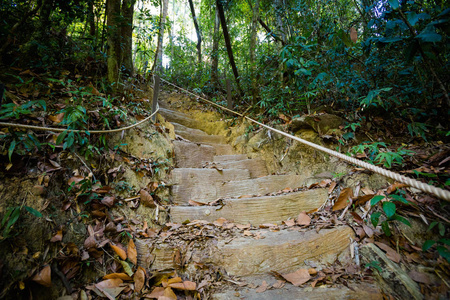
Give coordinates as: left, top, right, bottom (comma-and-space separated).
136, 93, 384, 299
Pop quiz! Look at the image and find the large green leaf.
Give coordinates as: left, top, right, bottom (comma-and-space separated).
422, 240, 436, 251
382, 201, 396, 218
416, 26, 442, 42
388, 0, 399, 9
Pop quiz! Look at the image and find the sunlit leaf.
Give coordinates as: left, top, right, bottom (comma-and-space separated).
382, 201, 396, 218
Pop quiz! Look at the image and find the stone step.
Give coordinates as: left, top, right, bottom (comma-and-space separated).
212, 281, 382, 300
158, 107, 200, 129
170, 188, 328, 224
213, 154, 248, 163
148, 226, 354, 276
206, 143, 234, 155
172, 121, 227, 144
173, 140, 215, 168
216, 157, 268, 178
172, 122, 207, 136
171, 168, 251, 204
172, 174, 310, 205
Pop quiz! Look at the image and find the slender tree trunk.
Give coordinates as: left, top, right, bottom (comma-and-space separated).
152, 0, 169, 75
107, 0, 121, 84
121, 0, 136, 76
250, 0, 260, 104
211, 5, 220, 86
216, 0, 242, 94
188, 0, 202, 65
87, 0, 96, 36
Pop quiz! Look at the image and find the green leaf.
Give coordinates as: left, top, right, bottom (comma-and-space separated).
416, 26, 442, 43
371, 212, 382, 227
389, 194, 409, 204
8, 140, 16, 162
383, 201, 396, 218
3, 207, 20, 237
436, 246, 450, 263
56, 131, 68, 145
370, 195, 385, 206
392, 214, 411, 226
388, 0, 399, 9
381, 221, 391, 236
422, 240, 436, 251
365, 260, 382, 272
438, 222, 445, 236
427, 221, 438, 232
24, 206, 42, 218
438, 238, 450, 246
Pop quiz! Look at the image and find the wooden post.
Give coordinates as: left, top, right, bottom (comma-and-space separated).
152, 75, 160, 122
226, 79, 233, 111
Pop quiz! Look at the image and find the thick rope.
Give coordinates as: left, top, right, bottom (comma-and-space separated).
0, 104, 159, 133
160, 78, 450, 202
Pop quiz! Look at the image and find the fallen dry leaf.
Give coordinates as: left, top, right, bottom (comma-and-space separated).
127, 239, 137, 265
283, 219, 296, 227
213, 217, 227, 227
387, 182, 408, 194
134, 266, 146, 293
50, 230, 63, 242
145, 286, 165, 298
328, 181, 337, 194
255, 280, 268, 293
362, 224, 374, 238
32, 265, 52, 287
110, 244, 127, 260
140, 189, 156, 208
48, 112, 64, 124
101, 196, 115, 208
361, 187, 374, 195
169, 281, 196, 291
272, 280, 285, 289
168, 277, 183, 284
353, 194, 374, 207
282, 269, 311, 286
408, 270, 432, 284
103, 273, 132, 281
333, 188, 353, 211
296, 212, 311, 226
375, 242, 401, 263
95, 279, 125, 300
163, 287, 178, 299
188, 199, 206, 206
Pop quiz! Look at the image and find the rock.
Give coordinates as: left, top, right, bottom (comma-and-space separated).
360, 243, 423, 300
290, 114, 346, 135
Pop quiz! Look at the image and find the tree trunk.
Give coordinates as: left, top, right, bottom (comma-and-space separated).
107, 0, 121, 84
250, 0, 260, 104
216, 0, 242, 94
121, 0, 136, 76
87, 0, 96, 36
188, 0, 202, 65
152, 0, 169, 75
211, 5, 220, 86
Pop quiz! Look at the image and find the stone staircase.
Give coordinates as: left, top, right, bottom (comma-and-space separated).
147, 101, 383, 299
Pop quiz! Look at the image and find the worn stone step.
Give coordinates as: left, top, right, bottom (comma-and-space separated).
216, 157, 268, 178
158, 107, 200, 129
206, 143, 234, 155
213, 154, 248, 163
171, 168, 251, 204
170, 188, 327, 224
172, 122, 207, 136
148, 226, 354, 276
212, 281, 382, 300
173, 140, 215, 168
173, 174, 310, 205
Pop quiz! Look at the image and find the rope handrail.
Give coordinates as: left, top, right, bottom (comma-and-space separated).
160, 77, 450, 202
0, 104, 159, 133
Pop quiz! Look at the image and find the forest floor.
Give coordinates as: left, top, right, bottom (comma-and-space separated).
0, 72, 448, 299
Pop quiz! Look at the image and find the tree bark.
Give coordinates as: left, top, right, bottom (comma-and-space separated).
121, 0, 136, 76
188, 0, 202, 65
250, 0, 260, 104
107, 0, 121, 84
211, 5, 220, 86
216, 0, 242, 94
87, 0, 96, 36
152, 0, 169, 75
